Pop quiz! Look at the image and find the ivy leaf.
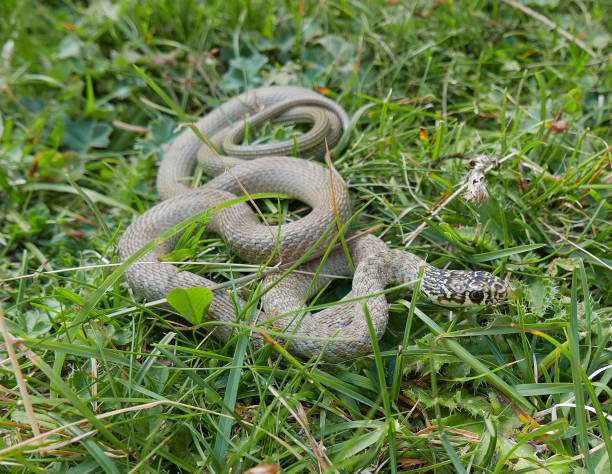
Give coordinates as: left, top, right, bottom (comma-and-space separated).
220, 53, 268, 93
319, 35, 356, 74
61, 117, 112, 152
167, 287, 213, 325
135, 117, 176, 161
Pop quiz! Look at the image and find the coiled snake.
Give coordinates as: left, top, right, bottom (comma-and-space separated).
119, 86, 509, 361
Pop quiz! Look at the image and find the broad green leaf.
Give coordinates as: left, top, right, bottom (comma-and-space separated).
56, 37, 81, 59
61, 118, 113, 152
135, 117, 176, 160
220, 53, 268, 93
562, 88, 581, 113
167, 287, 213, 325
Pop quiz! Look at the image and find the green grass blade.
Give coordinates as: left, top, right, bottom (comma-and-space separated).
30, 353, 126, 453
133, 65, 190, 122
19, 182, 136, 213
569, 270, 594, 473
410, 306, 534, 412
470, 244, 545, 263
69, 193, 286, 336
363, 302, 397, 474
212, 320, 249, 470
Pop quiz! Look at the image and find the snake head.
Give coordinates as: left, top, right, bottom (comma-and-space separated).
421, 269, 510, 307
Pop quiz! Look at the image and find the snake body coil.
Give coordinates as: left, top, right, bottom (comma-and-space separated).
119, 86, 509, 361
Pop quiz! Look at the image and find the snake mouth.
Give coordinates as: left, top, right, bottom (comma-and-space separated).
490, 280, 512, 305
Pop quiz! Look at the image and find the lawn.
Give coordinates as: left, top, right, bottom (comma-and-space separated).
0, 0, 611, 472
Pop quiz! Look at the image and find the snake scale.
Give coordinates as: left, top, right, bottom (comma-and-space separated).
119, 86, 509, 361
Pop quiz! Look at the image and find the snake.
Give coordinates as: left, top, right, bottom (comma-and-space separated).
118, 86, 509, 362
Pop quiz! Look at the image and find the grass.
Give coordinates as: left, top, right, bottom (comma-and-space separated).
1, 0, 611, 472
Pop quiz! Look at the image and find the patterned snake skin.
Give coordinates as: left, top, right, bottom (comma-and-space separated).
119, 86, 509, 361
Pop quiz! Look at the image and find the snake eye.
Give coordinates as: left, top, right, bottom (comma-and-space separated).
469, 290, 484, 304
